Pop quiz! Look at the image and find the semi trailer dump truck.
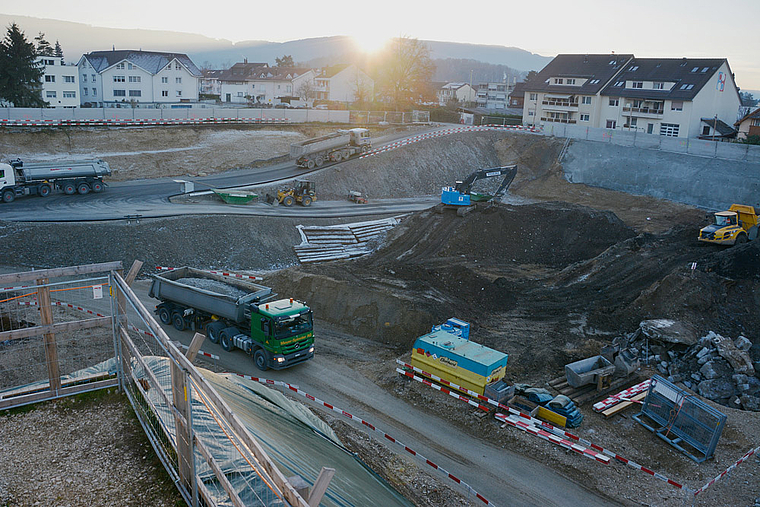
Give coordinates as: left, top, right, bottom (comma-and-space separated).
290, 128, 371, 169
148, 267, 314, 371
0, 158, 111, 203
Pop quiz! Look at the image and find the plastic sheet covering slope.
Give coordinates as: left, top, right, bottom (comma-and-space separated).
127, 356, 410, 507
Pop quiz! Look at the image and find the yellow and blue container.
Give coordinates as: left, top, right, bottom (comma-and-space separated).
411, 318, 508, 395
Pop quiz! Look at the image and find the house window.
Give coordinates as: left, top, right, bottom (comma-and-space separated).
114, 76, 125, 82
91, 74, 95, 81
752, 119, 760, 127
691, 67, 698, 72
161, 90, 168, 97
609, 98, 619, 107
566, 78, 576, 85
129, 76, 141, 83
175, 77, 182, 84
113, 89, 125, 97
83, 87, 88, 96
632, 81, 643, 89
580, 114, 590, 121
529, 93, 538, 101
554, 78, 563, 84
45, 75, 55, 82
647, 123, 654, 134
43, 59, 55, 65
660, 123, 680, 137
129, 90, 141, 97
629, 65, 639, 72
671, 101, 683, 111
581, 96, 592, 105
701, 67, 709, 73
629, 118, 638, 127
63, 91, 76, 98
528, 111, 535, 116
653, 82, 664, 90
606, 119, 617, 129
175, 62, 181, 70
46, 91, 56, 98
64, 75, 75, 83
127, 63, 133, 70
82, 74, 87, 82
614, 81, 624, 87
92, 88, 97, 96
237, 91, 244, 97
162, 77, 168, 84
590, 79, 600, 84
116, 63, 125, 70
702, 125, 711, 136
176, 90, 182, 96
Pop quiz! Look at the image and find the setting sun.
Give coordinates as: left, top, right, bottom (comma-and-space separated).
350, 33, 391, 54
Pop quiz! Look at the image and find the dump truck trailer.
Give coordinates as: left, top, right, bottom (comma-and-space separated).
290, 128, 371, 169
148, 267, 314, 370
0, 158, 111, 203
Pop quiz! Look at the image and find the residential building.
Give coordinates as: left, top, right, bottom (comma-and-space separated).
523, 54, 742, 138
38, 57, 79, 108
200, 69, 224, 98
215, 61, 269, 104
215, 62, 316, 105
77, 50, 202, 107
437, 82, 476, 105
508, 82, 525, 109
476, 82, 509, 109
314, 64, 374, 103
735, 107, 760, 140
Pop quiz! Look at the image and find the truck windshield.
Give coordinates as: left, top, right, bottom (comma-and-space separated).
274, 312, 313, 339
715, 215, 735, 226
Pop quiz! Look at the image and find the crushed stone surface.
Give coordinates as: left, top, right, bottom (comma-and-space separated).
175, 277, 249, 299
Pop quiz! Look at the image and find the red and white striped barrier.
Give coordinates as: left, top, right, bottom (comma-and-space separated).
231, 372, 495, 505
592, 379, 652, 412
692, 444, 760, 497
358, 125, 542, 160
155, 266, 263, 281
18, 300, 107, 317
125, 323, 220, 360
0, 117, 290, 128
1, 284, 36, 292
396, 361, 685, 490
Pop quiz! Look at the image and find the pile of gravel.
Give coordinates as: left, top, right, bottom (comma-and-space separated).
175, 277, 249, 299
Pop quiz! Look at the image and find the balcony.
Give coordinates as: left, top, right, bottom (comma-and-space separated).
542, 99, 579, 112
541, 117, 576, 124
622, 106, 664, 118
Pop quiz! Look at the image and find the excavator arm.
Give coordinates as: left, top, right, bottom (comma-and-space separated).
452, 165, 518, 199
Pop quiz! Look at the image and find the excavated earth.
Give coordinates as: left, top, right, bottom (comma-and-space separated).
1, 126, 759, 506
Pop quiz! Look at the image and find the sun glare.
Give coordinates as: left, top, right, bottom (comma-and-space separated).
351, 33, 391, 54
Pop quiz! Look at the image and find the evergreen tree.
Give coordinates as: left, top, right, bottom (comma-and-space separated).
34, 31, 53, 56
275, 55, 294, 68
0, 23, 45, 107
54, 40, 64, 63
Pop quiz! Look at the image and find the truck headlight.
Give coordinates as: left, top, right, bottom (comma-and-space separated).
277, 357, 285, 363
309, 346, 314, 353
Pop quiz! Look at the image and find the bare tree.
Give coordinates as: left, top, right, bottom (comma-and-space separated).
296, 79, 317, 104
377, 36, 435, 110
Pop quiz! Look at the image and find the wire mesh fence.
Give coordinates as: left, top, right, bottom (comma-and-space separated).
112, 272, 304, 507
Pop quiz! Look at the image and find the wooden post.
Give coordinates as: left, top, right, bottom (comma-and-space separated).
171, 361, 194, 495
36, 278, 61, 395
307, 467, 335, 507
185, 333, 206, 363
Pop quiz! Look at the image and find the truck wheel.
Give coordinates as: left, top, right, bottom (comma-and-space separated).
220, 328, 237, 352
63, 182, 76, 195
342, 149, 351, 159
2, 190, 14, 203
361, 145, 370, 153
158, 307, 171, 325
206, 321, 224, 343
301, 195, 312, 207
736, 233, 748, 245
91, 181, 104, 193
283, 195, 294, 207
333, 151, 343, 162
77, 182, 90, 195
171, 312, 185, 331
254, 349, 268, 371
38, 184, 52, 197
307, 159, 315, 169
315, 156, 324, 167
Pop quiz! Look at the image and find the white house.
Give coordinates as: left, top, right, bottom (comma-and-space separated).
522, 54, 742, 138
476, 82, 509, 109
314, 64, 374, 103
77, 50, 202, 107
437, 82, 476, 105
37, 56, 79, 108
216, 62, 317, 105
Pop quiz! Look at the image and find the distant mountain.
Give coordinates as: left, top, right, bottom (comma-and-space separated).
0, 13, 552, 79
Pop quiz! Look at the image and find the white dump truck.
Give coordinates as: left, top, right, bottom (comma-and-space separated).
290, 128, 371, 169
0, 158, 111, 203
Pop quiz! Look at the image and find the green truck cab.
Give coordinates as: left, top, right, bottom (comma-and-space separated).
250, 299, 315, 370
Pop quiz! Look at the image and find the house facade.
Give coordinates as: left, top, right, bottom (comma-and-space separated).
215, 62, 316, 105
437, 82, 476, 105
508, 82, 525, 108
77, 50, 202, 107
735, 107, 760, 140
523, 54, 742, 138
314, 64, 374, 103
37, 57, 79, 108
476, 82, 509, 109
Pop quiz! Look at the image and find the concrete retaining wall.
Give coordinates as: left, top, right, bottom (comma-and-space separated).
562, 139, 760, 210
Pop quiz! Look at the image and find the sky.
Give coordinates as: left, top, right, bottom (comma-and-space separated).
3, 0, 760, 89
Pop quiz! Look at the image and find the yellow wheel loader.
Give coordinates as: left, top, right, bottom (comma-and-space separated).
267, 180, 316, 207
698, 204, 759, 246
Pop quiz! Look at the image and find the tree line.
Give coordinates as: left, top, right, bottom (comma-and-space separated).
0, 23, 65, 107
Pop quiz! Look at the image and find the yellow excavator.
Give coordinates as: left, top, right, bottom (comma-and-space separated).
698, 204, 759, 246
